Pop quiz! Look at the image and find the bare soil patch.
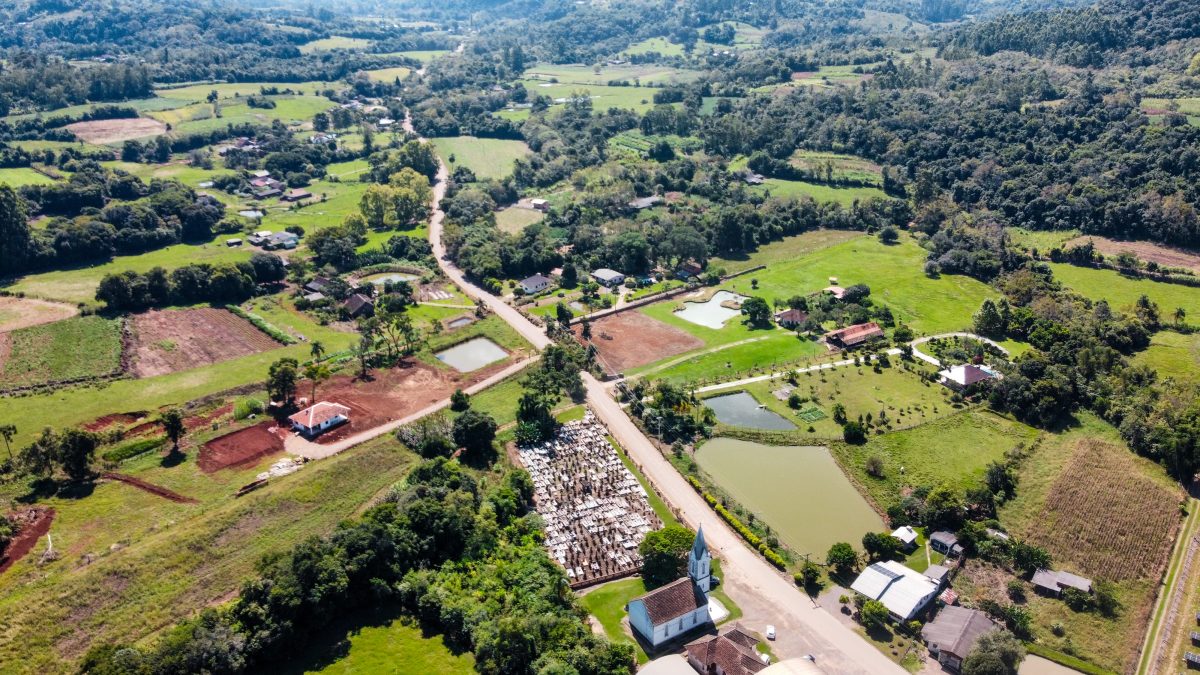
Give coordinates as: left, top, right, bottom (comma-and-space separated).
128, 308, 282, 378
83, 412, 148, 433
0, 507, 55, 575
101, 473, 198, 504
1064, 235, 1200, 273
1023, 439, 1183, 580
200, 421, 286, 473
571, 311, 703, 373
66, 117, 166, 144
0, 296, 78, 333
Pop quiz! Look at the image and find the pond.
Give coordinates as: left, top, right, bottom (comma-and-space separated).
446, 316, 474, 329
362, 272, 419, 285
238, 210, 264, 218
436, 337, 507, 372
674, 290, 747, 329
696, 438, 884, 557
703, 392, 795, 431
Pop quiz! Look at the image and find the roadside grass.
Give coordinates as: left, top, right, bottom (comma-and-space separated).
464, 373, 524, 427
736, 362, 953, 440
299, 36, 374, 53
495, 206, 545, 234
754, 177, 887, 206
2, 315, 123, 387
1049, 263, 1200, 318
362, 66, 413, 83
0, 435, 418, 671
0, 167, 57, 186
717, 235, 995, 336
431, 136, 531, 181
1133, 330, 1200, 384
831, 409, 1040, 513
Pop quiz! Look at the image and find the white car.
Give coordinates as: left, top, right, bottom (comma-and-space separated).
765, 625, 776, 640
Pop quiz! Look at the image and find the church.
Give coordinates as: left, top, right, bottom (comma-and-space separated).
627, 526, 714, 649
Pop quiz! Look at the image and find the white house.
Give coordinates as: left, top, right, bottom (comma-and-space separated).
850, 560, 940, 622
938, 364, 1000, 390
592, 268, 625, 288
628, 527, 712, 648
519, 274, 553, 295
891, 525, 919, 551
289, 402, 351, 436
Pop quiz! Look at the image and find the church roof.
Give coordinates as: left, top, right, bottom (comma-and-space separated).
634, 577, 708, 624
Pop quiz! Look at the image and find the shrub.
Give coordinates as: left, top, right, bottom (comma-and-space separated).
101, 436, 166, 463
234, 397, 265, 420
226, 305, 296, 344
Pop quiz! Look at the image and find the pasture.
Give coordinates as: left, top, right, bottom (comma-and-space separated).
0, 167, 57, 187
166, 96, 337, 135
155, 81, 333, 103
1049, 262, 1200, 319
495, 206, 545, 233
1, 315, 122, 389
523, 64, 701, 86
518, 80, 660, 114
718, 235, 997, 336
696, 438, 884, 557
431, 136, 531, 180
0, 97, 189, 124
788, 150, 882, 185
755, 177, 887, 206
362, 66, 412, 83
1061, 235, 1200, 273
1132, 330, 1200, 383
67, 117, 166, 144
299, 36, 374, 53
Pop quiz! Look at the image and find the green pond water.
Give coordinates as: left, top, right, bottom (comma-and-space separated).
695, 438, 884, 557
703, 391, 795, 430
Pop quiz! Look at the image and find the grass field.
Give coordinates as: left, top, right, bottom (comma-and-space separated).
832, 409, 1041, 512
165, 96, 337, 135
0, 97, 191, 124
0, 167, 57, 186
495, 206, 545, 234
431, 136, 531, 180
711, 229, 864, 273
155, 81, 333, 103
1132, 330, 1200, 383
381, 49, 451, 62
288, 615, 474, 674
2, 315, 122, 388
362, 66, 412, 83
1049, 263, 1200, 319
1007, 227, 1080, 253
101, 159, 234, 187
518, 80, 661, 114
718, 235, 996, 336
524, 64, 700, 86
788, 150, 882, 186
756, 177, 887, 206
299, 36, 374, 53
622, 37, 685, 57
0, 432, 419, 671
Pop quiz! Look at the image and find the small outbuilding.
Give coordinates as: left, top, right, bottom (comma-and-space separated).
281, 188, 313, 202
591, 268, 626, 288
289, 401, 351, 436
891, 525, 919, 552
628, 195, 663, 210
929, 531, 963, 558
685, 624, 769, 675
344, 293, 375, 319
1032, 569, 1093, 597
530, 198, 550, 211
924, 564, 951, 588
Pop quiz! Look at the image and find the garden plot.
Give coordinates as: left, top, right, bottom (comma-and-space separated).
128, 308, 283, 378
0, 296, 78, 332
516, 411, 660, 587
66, 117, 166, 144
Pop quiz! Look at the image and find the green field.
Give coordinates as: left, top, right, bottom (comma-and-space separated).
155, 81, 333, 103
518, 80, 661, 114
495, 206, 545, 233
362, 66, 413, 83
0, 167, 57, 187
622, 37, 685, 57
101, 159, 235, 187
381, 49, 451, 62
1132, 330, 1200, 383
719, 235, 995, 336
524, 64, 700, 86
160, 96, 337, 135
756, 177, 887, 206
788, 150, 882, 186
0, 431, 418, 671
2, 315, 123, 389
831, 409, 1040, 512
431, 136, 531, 180
1049, 263, 1200, 319
290, 617, 474, 674
299, 36, 374, 53
633, 325, 826, 384
0, 97, 190, 124
1007, 227, 1080, 253
696, 437, 884, 557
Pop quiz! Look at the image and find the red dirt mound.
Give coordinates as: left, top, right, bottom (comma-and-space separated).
0, 508, 55, 575
102, 473, 198, 504
83, 412, 147, 433
200, 421, 285, 473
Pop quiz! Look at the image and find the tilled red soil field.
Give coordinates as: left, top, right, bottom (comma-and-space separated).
102, 473, 198, 504
200, 421, 286, 473
571, 311, 703, 373
129, 308, 284, 378
0, 508, 55, 575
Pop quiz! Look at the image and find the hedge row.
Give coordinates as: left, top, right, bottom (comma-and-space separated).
686, 473, 787, 570
101, 436, 166, 463
227, 305, 296, 345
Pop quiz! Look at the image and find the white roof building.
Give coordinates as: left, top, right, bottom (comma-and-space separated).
891, 525, 918, 548
938, 364, 1000, 389
851, 560, 940, 621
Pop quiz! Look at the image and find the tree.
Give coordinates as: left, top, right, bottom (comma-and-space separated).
0, 185, 30, 272
963, 631, 1024, 675
1094, 580, 1120, 617
161, 409, 185, 451
0, 424, 15, 463
310, 341, 326, 362
827, 542, 858, 576
18, 428, 57, 477
878, 226, 899, 244
56, 428, 97, 482
267, 357, 299, 404
1174, 307, 1187, 326
639, 525, 696, 588
832, 403, 847, 424
973, 299, 1006, 337
859, 599, 889, 628
740, 296, 773, 328
303, 363, 331, 402
1010, 540, 1051, 574
842, 420, 867, 444
450, 389, 470, 412
862, 532, 899, 561
795, 559, 822, 590
452, 410, 497, 460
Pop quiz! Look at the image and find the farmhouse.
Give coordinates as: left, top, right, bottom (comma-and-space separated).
824, 322, 884, 348
774, 308, 808, 328
850, 560, 940, 621
1031, 569, 1093, 597
592, 268, 626, 288
628, 195, 663, 210
530, 198, 550, 211
304, 277, 330, 294
519, 274, 553, 295
628, 528, 713, 648
891, 525, 918, 552
741, 171, 766, 185
921, 606, 998, 672
266, 232, 299, 250
247, 230, 273, 246
823, 285, 847, 299
281, 188, 313, 202
253, 186, 282, 200
677, 260, 704, 279
344, 293, 375, 318
938, 364, 1000, 390
289, 401, 351, 436
685, 624, 768, 675
929, 531, 963, 558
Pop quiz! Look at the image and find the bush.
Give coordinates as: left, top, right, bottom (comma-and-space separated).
234, 397, 265, 420
226, 305, 296, 344
101, 436, 166, 463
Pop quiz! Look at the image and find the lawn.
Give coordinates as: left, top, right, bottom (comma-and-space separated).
717, 235, 997, 336
1132, 330, 1200, 383
831, 409, 1041, 513
495, 206, 545, 234
1049, 262, 1200, 319
0, 167, 57, 187
0, 433, 419, 671
299, 36, 374, 53
2, 315, 123, 388
431, 136, 531, 181
755, 177, 887, 206
362, 66, 413, 83
285, 615, 474, 674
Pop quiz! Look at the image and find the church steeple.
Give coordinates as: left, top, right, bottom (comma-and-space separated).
688, 525, 711, 591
